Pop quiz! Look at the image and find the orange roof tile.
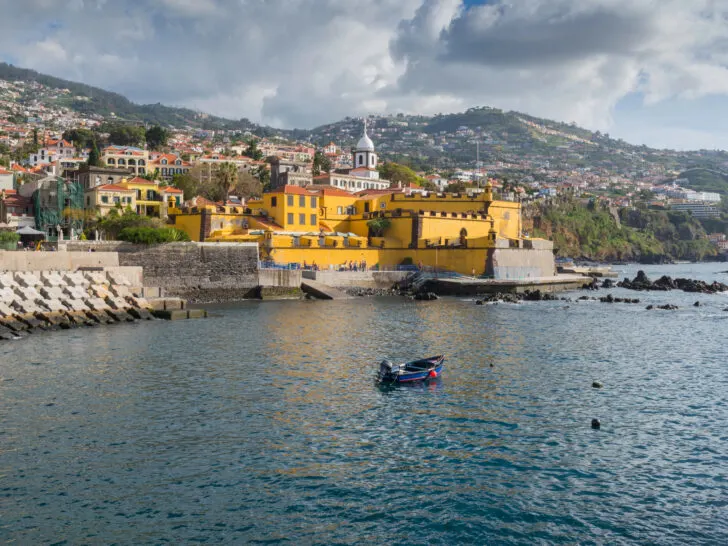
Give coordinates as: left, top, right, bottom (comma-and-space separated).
162, 186, 183, 194
125, 177, 158, 185
92, 184, 135, 192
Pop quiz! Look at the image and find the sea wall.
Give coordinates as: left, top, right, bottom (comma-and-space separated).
66, 242, 260, 302
0, 250, 119, 270
486, 248, 556, 279
301, 270, 409, 288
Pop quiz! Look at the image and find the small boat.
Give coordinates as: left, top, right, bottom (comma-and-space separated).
377, 355, 445, 384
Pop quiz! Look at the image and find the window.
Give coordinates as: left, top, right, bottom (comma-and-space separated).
310, 196, 317, 208
271, 196, 277, 207
337, 206, 343, 214
113, 196, 120, 204
101, 196, 108, 204
287, 195, 294, 206
299, 195, 305, 207
86, 197, 90, 207
310, 214, 317, 226
299, 213, 305, 225
287, 213, 294, 225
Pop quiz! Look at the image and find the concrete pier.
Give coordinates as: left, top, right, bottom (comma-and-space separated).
419, 274, 592, 296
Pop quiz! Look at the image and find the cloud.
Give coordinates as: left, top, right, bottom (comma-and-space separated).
390, 0, 728, 131
0, 0, 727, 147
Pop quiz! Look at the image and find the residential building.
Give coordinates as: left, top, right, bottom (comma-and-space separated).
270, 158, 313, 188
671, 202, 721, 218
102, 146, 149, 176
84, 184, 136, 217
75, 165, 131, 191
0, 189, 35, 229
148, 153, 192, 181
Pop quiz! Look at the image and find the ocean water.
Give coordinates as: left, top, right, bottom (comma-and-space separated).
1, 263, 727, 545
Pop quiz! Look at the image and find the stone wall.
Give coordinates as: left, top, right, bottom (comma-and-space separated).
486, 248, 556, 279
0, 250, 119, 271
258, 269, 302, 288
66, 241, 260, 302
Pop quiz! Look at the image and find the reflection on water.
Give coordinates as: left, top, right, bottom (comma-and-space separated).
2, 264, 728, 544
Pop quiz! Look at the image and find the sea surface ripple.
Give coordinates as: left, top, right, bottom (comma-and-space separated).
1, 263, 727, 545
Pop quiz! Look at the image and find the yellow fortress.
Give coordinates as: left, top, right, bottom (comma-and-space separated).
168, 182, 555, 279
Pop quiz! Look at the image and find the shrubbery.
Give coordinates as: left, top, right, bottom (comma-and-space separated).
0, 231, 20, 243
117, 227, 190, 244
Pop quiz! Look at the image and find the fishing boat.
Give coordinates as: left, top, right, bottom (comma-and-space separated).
376, 355, 445, 384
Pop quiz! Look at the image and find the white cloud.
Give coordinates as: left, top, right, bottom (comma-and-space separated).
0, 0, 727, 148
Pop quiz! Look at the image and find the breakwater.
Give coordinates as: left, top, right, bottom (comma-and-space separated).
0, 269, 155, 340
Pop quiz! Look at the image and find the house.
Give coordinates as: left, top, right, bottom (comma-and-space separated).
0, 189, 35, 229
84, 184, 137, 217
102, 146, 150, 176
75, 165, 132, 191
148, 153, 192, 181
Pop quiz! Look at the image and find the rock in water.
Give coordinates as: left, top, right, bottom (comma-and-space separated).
592, 381, 603, 389
694, 301, 701, 307
591, 419, 601, 430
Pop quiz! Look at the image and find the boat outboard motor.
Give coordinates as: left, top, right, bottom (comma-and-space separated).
378, 359, 399, 380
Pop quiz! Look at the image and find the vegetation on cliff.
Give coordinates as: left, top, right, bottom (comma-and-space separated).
527, 199, 717, 262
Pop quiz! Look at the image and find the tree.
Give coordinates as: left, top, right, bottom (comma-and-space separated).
63, 128, 95, 151
87, 141, 101, 167
32, 128, 39, 151
367, 217, 391, 237
212, 162, 238, 202
235, 170, 263, 198
145, 125, 169, 150
107, 124, 146, 147
245, 139, 263, 161
377, 162, 423, 187
171, 173, 199, 201
253, 165, 270, 191
312, 151, 332, 176
445, 181, 467, 193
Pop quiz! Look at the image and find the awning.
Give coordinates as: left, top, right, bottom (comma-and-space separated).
16, 226, 46, 235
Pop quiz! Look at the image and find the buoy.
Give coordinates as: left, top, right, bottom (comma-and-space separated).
429, 370, 437, 378
592, 381, 603, 389
591, 418, 601, 430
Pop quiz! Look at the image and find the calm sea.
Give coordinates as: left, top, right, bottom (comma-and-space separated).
2, 263, 727, 545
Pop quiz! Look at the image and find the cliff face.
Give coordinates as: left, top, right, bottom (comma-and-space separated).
524, 201, 718, 263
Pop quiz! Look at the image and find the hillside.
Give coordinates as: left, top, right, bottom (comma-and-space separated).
525, 199, 718, 263
0, 62, 237, 128
4, 62, 728, 175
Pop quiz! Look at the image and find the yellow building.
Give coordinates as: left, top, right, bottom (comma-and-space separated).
84, 184, 136, 217
168, 182, 553, 276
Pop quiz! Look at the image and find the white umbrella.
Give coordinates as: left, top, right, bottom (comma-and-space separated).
16, 226, 46, 235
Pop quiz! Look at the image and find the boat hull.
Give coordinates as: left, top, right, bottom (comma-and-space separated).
377, 355, 445, 384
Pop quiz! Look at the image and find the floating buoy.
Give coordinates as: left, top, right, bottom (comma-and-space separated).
591, 418, 601, 430
592, 381, 603, 389
429, 370, 437, 378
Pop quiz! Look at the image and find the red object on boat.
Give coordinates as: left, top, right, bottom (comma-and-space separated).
429, 370, 437, 378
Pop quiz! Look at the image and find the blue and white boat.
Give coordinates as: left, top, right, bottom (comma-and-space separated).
377, 355, 445, 384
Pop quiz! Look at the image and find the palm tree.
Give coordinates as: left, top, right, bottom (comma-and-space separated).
215, 162, 238, 201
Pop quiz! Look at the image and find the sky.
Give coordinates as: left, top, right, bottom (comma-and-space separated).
2, 0, 728, 151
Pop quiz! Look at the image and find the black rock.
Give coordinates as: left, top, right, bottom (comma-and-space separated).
657, 304, 678, 310
646, 305, 654, 310
694, 301, 701, 307
591, 419, 601, 430
601, 279, 615, 289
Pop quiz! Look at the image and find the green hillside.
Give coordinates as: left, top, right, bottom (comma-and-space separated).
0, 62, 236, 128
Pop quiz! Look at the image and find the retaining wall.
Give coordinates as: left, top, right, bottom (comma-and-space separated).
258, 269, 302, 288
66, 241, 260, 302
301, 270, 408, 288
486, 248, 556, 279
0, 250, 119, 271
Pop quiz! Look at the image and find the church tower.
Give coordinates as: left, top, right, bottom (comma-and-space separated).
353, 118, 377, 170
